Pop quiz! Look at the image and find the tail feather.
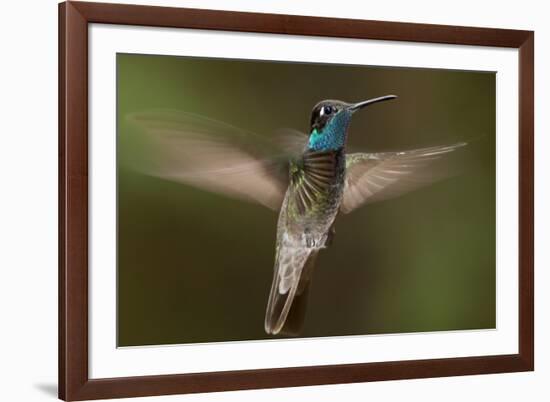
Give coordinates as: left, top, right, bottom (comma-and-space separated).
276, 284, 311, 336
264, 249, 319, 335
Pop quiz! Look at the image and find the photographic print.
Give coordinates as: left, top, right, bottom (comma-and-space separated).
117, 53, 496, 347
59, 4, 534, 399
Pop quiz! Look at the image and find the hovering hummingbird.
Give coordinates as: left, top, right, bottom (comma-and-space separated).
126, 95, 466, 336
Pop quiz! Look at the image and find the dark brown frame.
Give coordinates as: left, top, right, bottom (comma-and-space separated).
59, 1, 534, 400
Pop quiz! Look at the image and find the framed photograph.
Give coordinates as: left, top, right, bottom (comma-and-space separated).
59, 1, 534, 400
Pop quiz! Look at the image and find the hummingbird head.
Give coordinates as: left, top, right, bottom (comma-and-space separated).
307, 95, 397, 151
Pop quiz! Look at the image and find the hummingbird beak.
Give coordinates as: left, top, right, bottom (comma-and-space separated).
348, 95, 397, 112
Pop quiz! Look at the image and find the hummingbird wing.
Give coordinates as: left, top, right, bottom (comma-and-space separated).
341, 142, 467, 213
273, 128, 309, 155
123, 110, 294, 211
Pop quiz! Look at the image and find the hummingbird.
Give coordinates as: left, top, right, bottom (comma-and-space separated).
125, 95, 466, 336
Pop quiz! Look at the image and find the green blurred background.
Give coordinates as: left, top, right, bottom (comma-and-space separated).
117, 53, 496, 347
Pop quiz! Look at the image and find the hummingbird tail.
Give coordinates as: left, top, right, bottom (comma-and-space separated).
264, 249, 319, 336
275, 282, 311, 336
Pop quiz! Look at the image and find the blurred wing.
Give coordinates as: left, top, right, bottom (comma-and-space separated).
273, 128, 309, 156
341, 142, 467, 213
124, 110, 291, 211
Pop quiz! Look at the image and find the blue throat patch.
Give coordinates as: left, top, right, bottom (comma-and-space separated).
308, 111, 352, 151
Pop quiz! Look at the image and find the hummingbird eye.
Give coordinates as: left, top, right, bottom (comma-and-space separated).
323, 105, 332, 115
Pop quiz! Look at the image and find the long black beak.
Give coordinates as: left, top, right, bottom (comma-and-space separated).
348, 95, 397, 112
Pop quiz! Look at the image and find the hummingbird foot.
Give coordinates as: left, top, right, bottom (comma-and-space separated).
301, 231, 329, 249
304, 233, 317, 248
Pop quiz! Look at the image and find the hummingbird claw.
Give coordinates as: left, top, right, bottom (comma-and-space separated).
303, 231, 317, 248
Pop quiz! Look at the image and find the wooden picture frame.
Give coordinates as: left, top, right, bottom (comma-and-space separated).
59, 1, 534, 400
